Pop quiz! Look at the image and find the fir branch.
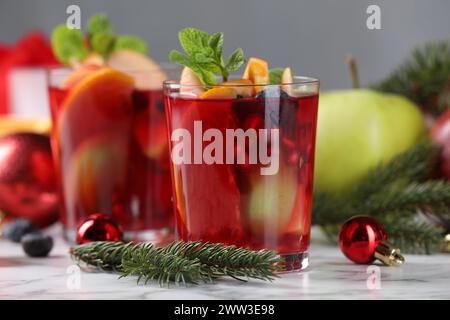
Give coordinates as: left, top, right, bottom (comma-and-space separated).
363, 180, 450, 216
381, 214, 445, 254
70, 241, 282, 287
373, 41, 450, 116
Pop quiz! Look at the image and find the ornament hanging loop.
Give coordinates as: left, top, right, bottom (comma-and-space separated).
374, 241, 405, 266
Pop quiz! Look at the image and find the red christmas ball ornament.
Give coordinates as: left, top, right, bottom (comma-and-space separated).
76, 213, 123, 244
430, 109, 450, 179
0, 133, 59, 228
339, 216, 405, 266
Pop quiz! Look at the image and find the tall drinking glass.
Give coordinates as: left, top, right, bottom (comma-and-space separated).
164, 77, 319, 271
48, 66, 177, 242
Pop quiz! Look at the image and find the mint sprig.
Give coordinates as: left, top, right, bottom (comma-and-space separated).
169, 28, 245, 85
269, 68, 284, 84
51, 13, 149, 65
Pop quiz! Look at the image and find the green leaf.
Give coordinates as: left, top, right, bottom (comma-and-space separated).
178, 28, 211, 57
91, 32, 116, 57
87, 13, 112, 37
51, 24, 88, 65
114, 35, 148, 54
209, 32, 224, 58
169, 50, 217, 85
225, 48, 245, 73
269, 68, 284, 84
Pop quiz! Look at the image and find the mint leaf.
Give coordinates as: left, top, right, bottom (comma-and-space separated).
87, 13, 112, 37
51, 24, 88, 65
209, 32, 224, 58
225, 48, 245, 73
169, 50, 217, 85
269, 68, 284, 84
114, 35, 148, 54
91, 32, 116, 57
170, 28, 245, 83
178, 28, 211, 57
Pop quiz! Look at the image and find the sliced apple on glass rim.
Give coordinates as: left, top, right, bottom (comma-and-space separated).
281, 67, 294, 96
179, 67, 205, 97
107, 49, 167, 90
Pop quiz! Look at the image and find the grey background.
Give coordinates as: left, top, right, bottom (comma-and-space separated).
1, 0, 449, 90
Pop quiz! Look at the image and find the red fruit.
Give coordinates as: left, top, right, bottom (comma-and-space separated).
176, 102, 242, 243
0, 133, 59, 228
430, 109, 450, 179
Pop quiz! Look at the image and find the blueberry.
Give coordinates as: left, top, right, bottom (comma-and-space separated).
255, 88, 289, 99
3, 219, 37, 242
21, 233, 53, 257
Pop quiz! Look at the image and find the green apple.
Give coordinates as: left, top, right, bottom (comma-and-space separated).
314, 89, 425, 194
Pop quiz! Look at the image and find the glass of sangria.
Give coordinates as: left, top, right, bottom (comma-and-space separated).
164, 66, 319, 271
48, 60, 178, 243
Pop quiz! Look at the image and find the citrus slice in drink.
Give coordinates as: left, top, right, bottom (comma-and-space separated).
56, 68, 134, 150
200, 87, 237, 99
0, 116, 51, 137
178, 102, 242, 242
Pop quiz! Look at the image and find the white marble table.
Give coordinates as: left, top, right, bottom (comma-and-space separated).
1, 225, 449, 300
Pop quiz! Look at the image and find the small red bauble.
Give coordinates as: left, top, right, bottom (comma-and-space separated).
0, 133, 59, 228
76, 213, 123, 244
339, 216, 405, 266
339, 216, 386, 264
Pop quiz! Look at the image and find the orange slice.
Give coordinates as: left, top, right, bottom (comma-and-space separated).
222, 79, 254, 97
0, 116, 51, 137
62, 64, 102, 88
200, 87, 237, 99
56, 68, 134, 149
242, 57, 269, 92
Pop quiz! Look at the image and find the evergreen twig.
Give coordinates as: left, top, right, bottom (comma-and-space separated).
373, 41, 450, 116
70, 241, 283, 287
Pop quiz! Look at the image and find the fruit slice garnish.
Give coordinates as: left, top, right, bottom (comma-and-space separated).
179, 67, 204, 97
57, 68, 134, 150
247, 165, 298, 236
200, 87, 237, 99
107, 49, 167, 90
242, 57, 269, 92
222, 79, 254, 97
67, 133, 127, 215
176, 103, 242, 242
62, 64, 103, 88
281, 67, 294, 96
0, 116, 51, 137
133, 106, 168, 159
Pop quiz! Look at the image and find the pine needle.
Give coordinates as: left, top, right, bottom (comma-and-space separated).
70, 241, 283, 287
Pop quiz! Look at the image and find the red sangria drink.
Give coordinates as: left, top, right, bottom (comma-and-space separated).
48, 14, 177, 242
165, 29, 319, 271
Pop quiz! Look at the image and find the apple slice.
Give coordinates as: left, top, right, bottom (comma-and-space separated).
200, 87, 237, 99
107, 49, 167, 90
281, 67, 294, 96
242, 57, 269, 93
221, 79, 253, 97
179, 67, 204, 97
62, 64, 103, 88
67, 133, 127, 214
247, 165, 298, 235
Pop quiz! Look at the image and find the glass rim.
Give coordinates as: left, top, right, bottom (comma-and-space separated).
47, 62, 179, 76
163, 75, 319, 88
